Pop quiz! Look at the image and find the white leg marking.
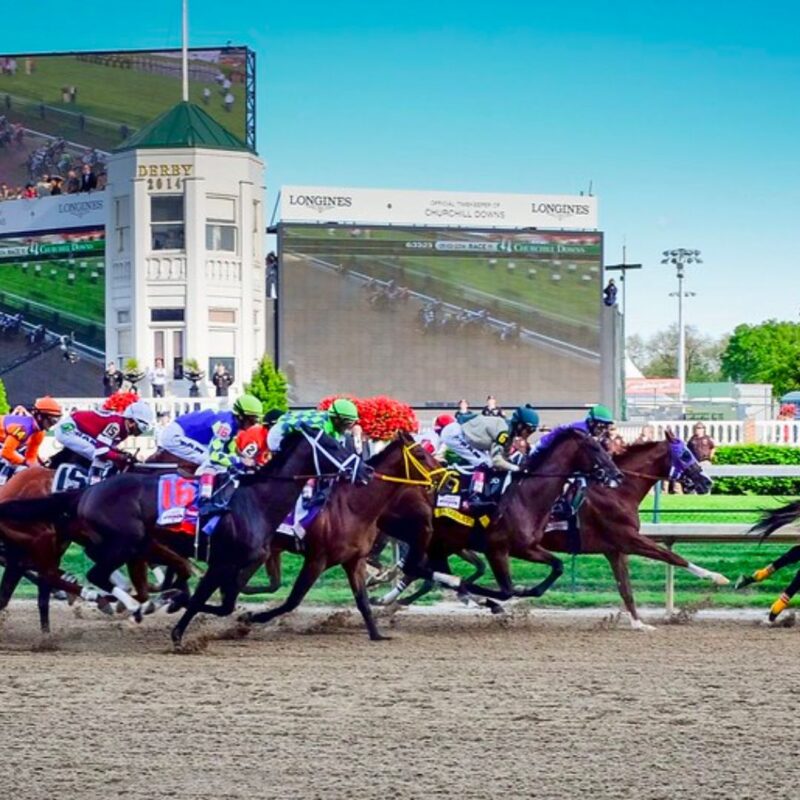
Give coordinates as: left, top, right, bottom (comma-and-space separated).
687, 562, 730, 585
111, 586, 140, 613
630, 617, 656, 632
432, 571, 462, 589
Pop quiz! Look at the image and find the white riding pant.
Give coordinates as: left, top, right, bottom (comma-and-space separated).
439, 422, 491, 470
157, 422, 208, 466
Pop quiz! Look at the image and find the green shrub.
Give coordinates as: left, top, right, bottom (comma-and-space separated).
0, 378, 8, 415
712, 444, 800, 495
245, 355, 288, 414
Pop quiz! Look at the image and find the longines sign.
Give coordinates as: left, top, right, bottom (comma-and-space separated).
281, 185, 598, 229
0, 193, 106, 237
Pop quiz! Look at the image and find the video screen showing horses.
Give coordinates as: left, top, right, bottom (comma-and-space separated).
279, 224, 602, 405
0, 48, 250, 187
0, 228, 105, 352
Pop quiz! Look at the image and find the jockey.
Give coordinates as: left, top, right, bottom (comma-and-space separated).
235, 424, 270, 469
53, 400, 155, 484
158, 394, 264, 468
0, 396, 63, 485
266, 398, 359, 453
416, 413, 456, 457
196, 393, 263, 510
440, 404, 540, 473
534, 403, 615, 452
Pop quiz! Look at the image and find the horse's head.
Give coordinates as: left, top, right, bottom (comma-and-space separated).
664, 429, 713, 494
276, 425, 372, 485
566, 429, 624, 489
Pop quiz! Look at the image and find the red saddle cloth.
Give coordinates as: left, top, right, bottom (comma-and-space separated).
157, 474, 199, 535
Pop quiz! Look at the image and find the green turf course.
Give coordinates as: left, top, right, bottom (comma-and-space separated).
0, 259, 104, 324
0, 55, 246, 147
17, 494, 800, 611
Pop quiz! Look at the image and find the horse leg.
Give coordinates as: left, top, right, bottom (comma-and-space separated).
240, 550, 282, 595
620, 532, 729, 587
198, 560, 261, 616
36, 576, 51, 634
459, 549, 486, 584
460, 545, 516, 601
0, 556, 25, 613
345, 557, 389, 641
171, 568, 223, 646
242, 556, 326, 626
767, 569, 800, 623
508, 543, 564, 598
736, 545, 800, 589
605, 551, 653, 631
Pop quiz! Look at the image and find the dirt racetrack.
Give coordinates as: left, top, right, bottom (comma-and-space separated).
0, 602, 794, 800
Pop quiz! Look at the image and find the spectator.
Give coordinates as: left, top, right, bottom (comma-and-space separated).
455, 398, 476, 425
148, 357, 168, 398
65, 169, 80, 194
223, 91, 235, 112
687, 423, 716, 468
36, 173, 51, 196
635, 424, 656, 444
212, 362, 233, 397
603, 279, 618, 307
50, 176, 63, 196
22, 183, 37, 199
481, 395, 505, 417
202, 87, 211, 104
79, 163, 97, 193
102, 361, 124, 397
0, 182, 9, 199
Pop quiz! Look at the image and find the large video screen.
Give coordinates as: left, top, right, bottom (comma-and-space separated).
0, 228, 105, 350
0, 47, 251, 190
278, 224, 603, 405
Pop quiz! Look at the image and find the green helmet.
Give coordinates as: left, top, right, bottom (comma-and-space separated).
512, 404, 540, 429
587, 404, 614, 425
329, 398, 359, 422
233, 393, 264, 419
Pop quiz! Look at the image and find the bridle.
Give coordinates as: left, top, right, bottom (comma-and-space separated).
373, 442, 448, 488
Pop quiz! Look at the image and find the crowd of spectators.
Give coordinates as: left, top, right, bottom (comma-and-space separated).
0, 163, 101, 202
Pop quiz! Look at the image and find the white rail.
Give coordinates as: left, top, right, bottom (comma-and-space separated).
618, 420, 800, 446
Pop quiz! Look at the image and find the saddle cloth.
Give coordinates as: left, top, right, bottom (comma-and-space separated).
52, 464, 89, 493
157, 474, 199, 535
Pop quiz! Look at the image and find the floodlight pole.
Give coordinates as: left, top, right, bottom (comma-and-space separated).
662, 248, 702, 416
181, 0, 189, 102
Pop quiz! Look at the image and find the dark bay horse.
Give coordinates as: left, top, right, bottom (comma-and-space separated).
242, 433, 444, 640
394, 434, 728, 628
380, 428, 624, 605
736, 500, 800, 622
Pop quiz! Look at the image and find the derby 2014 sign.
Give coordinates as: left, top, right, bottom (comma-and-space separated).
280, 185, 598, 230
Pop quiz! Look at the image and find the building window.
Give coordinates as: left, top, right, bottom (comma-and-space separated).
206, 223, 236, 252
209, 356, 236, 382
209, 308, 236, 324
117, 309, 130, 324
117, 328, 132, 359
151, 195, 185, 251
115, 196, 130, 253
151, 308, 185, 323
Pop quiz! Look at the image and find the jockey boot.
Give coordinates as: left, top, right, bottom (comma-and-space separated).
768, 593, 790, 623
88, 464, 106, 485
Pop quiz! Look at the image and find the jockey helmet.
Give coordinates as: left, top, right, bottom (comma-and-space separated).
263, 408, 284, 427
586, 404, 614, 425
329, 398, 359, 422
433, 414, 456, 434
124, 401, 155, 434
233, 394, 264, 420
33, 396, 63, 418
511, 404, 540, 431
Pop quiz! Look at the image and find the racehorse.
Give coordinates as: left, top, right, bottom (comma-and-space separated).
242, 433, 443, 640
171, 429, 365, 646
736, 500, 800, 622
389, 434, 729, 627
378, 428, 625, 606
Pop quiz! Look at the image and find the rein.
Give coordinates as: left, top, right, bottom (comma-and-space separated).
373, 444, 448, 488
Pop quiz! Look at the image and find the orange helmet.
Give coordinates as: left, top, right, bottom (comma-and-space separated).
34, 396, 63, 417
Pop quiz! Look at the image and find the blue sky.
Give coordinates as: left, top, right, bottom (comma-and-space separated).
3, 0, 798, 337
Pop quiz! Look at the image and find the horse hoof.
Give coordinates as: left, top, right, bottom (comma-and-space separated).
734, 574, 754, 590
630, 619, 656, 632
712, 573, 730, 586
370, 633, 392, 642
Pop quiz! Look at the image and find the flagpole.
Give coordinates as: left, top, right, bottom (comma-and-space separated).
181, 0, 189, 101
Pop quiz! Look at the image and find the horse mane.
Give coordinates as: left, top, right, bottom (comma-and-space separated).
240, 429, 337, 485
524, 427, 585, 472
366, 433, 409, 467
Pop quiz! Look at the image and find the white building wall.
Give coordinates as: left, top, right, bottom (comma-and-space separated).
105, 146, 266, 396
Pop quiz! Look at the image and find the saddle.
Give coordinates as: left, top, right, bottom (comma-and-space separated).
433, 469, 509, 530
52, 464, 89, 493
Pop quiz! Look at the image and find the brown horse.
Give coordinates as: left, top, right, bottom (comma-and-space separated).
374, 428, 624, 606
242, 433, 444, 640
393, 434, 729, 628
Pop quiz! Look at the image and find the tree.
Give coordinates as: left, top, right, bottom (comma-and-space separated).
245, 355, 288, 413
721, 320, 800, 397
626, 324, 727, 382
0, 378, 8, 415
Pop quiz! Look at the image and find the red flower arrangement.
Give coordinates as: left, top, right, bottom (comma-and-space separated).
103, 391, 139, 413
319, 394, 419, 441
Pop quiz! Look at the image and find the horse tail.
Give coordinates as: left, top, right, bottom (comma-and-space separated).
0, 490, 82, 525
749, 500, 800, 542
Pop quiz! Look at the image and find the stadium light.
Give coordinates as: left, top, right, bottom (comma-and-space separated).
661, 248, 702, 413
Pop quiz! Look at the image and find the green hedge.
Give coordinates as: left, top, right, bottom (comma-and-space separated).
712, 444, 800, 495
